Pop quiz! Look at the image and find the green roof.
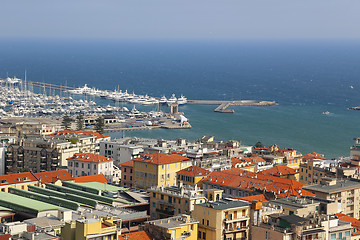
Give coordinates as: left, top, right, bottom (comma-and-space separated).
75, 182, 127, 192
0, 191, 60, 213
0, 206, 12, 211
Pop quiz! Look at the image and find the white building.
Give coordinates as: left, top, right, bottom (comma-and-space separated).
67, 153, 114, 183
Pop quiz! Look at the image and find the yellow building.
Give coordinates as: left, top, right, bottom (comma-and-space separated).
144, 214, 198, 240
176, 166, 210, 188
192, 189, 251, 240
150, 182, 207, 219
133, 153, 192, 189
61, 216, 120, 240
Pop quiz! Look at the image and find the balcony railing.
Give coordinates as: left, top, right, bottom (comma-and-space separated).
223, 226, 248, 233
156, 208, 174, 216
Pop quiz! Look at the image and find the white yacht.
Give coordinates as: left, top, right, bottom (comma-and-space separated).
177, 94, 187, 105
167, 94, 177, 105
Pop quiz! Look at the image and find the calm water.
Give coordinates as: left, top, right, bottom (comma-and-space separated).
1, 39, 360, 158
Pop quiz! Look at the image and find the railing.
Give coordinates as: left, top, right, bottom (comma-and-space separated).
156, 208, 174, 216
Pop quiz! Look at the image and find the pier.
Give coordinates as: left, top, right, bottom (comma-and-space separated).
188, 100, 277, 113
25, 81, 76, 91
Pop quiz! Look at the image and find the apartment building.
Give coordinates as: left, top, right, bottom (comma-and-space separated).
149, 183, 206, 219
143, 215, 198, 240
120, 160, 134, 188
176, 166, 210, 188
192, 189, 251, 240
66, 153, 114, 183
303, 178, 360, 218
133, 153, 192, 189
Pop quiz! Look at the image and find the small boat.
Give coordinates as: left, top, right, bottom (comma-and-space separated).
323, 111, 330, 115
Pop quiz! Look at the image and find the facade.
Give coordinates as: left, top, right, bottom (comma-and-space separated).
299, 158, 336, 185
149, 183, 206, 219
100, 141, 143, 166
303, 178, 360, 219
143, 215, 198, 240
176, 166, 210, 188
133, 153, 192, 189
192, 189, 251, 240
61, 216, 119, 240
120, 160, 134, 188
66, 153, 114, 183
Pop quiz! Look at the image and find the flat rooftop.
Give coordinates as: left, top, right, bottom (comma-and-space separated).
0, 192, 60, 213
148, 215, 198, 229
197, 199, 250, 210
303, 180, 360, 194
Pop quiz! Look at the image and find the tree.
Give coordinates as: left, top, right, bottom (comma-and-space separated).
62, 114, 72, 130
94, 116, 105, 134
254, 141, 264, 148
76, 112, 84, 130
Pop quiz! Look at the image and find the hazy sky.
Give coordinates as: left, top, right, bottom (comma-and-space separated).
1, 0, 359, 40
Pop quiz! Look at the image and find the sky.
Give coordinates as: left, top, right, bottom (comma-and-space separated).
1, 0, 360, 40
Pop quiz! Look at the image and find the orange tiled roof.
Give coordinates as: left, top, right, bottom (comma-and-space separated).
133, 153, 189, 165
231, 156, 265, 168
120, 160, 134, 167
336, 213, 360, 235
202, 168, 315, 198
0, 172, 37, 186
260, 165, 298, 176
237, 194, 267, 202
48, 130, 110, 139
67, 153, 114, 163
74, 174, 107, 183
303, 152, 327, 161
0, 170, 74, 186
119, 231, 153, 240
177, 166, 211, 177
35, 170, 73, 183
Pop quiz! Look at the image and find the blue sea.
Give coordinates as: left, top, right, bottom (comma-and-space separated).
1, 39, 360, 159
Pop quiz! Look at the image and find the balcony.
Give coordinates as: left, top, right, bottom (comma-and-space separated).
156, 208, 174, 216
223, 226, 248, 233
224, 216, 249, 223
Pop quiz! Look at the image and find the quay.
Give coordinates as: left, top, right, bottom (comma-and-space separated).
188, 100, 277, 113
26, 81, 76, 91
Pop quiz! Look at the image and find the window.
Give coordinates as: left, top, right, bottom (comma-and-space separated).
130, 169, 133, 173
152, 203, 155, 208
198, 231, 201, 239
75, 162, 79, 167
161, 194, 164, 200
345, 231, 350, 237
203, 232, 206, 239
94, 165, 96, 170
124, 175, 126, 180
338, 233, 342, 239
69, 162, 73, 167
161, 165, 165, 170
124, 168, 126, 172
153, 193, 156, 198
130, 176, 132, 180
88, 164, 90, 169
207, 220, 209, 226
330, 233, 336, 239
82, 163, 84, 168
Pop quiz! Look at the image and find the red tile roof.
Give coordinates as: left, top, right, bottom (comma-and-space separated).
237, 194, 267, 202
303, 152, 327, 161
67, 153, 114, 163
119, 231, 153, 240
120, 160, 134, 167
0, 170, 74, 186
0, 172, 37, 186
260, 165, 298, 176
177, 166, 211, 177
35, 170, 73, 183
336, 213, 360, 234
202, 168, 314, 198
48, 130, 109, 139
133, 153, 189, 165
74, 174, 107, 183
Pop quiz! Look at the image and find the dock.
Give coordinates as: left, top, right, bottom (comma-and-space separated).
188, 100, 277, 113
25, 81, 76, 91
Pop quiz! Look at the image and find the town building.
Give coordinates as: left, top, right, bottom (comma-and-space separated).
260, 165, 299, 181
192, 189, 251, 240
143, 215, 198, 240
120, 160, 134, 188
149, 183, 206, 219
61, 216, 120, 240
66, 153, 115, 183
133, 153, 192, 189
176, 166, 210, 188
303, 178, 360, 218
